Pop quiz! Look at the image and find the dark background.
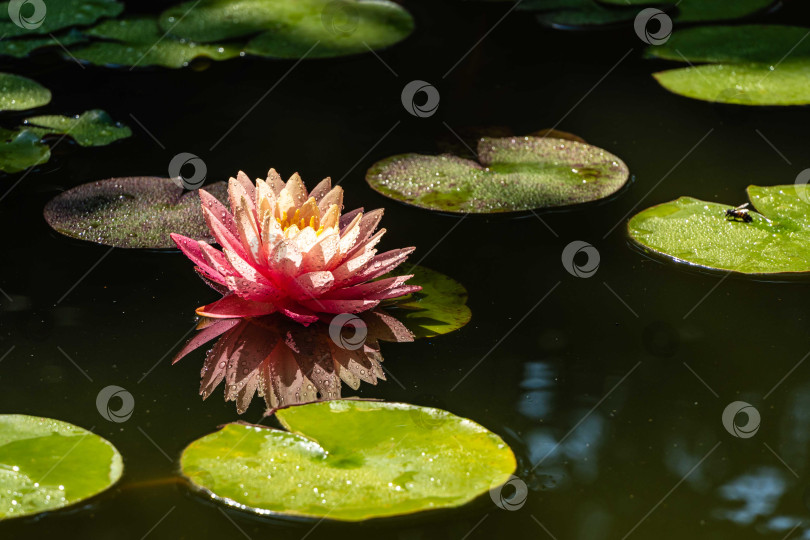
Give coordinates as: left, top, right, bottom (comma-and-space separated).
3, 0, 810, 538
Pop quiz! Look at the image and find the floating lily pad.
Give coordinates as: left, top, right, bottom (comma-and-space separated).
366, 135, 629, 214
0, 0, 123, 38
71, 18, 243, 68
0, 129, 50, 173
43, 177, 229, 249
628, 185, 810, 274
180, 400, 516, 521
24, 110, 131, 147
0, 73, 51, 112
0, 414, 123, 520
385, 266, 471, 338
647, 25, 810, 105
528, 0, 773, 28
0, 30, 87, 58
159, 0, 414, 59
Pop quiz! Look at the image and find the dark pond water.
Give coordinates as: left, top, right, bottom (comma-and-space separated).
3, 1, 810, 538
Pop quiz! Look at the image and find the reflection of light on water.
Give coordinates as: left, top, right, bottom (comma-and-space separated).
526, 414, 605, 485
713, 467, 785, 526
518, 361, 556, 419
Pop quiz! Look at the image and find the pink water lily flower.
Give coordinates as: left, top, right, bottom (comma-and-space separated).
171, 169, 420, 324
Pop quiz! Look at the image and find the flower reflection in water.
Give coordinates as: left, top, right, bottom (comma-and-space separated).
173, 309, 414, 413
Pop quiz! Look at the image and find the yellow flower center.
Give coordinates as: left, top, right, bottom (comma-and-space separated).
276, 209, 325, 236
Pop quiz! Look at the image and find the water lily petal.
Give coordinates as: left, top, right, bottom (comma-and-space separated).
173, 318, 240, 364
309, 177, 332, 202
299, 298, 379, 314
170, 233, 227, 285
196, 294, 277, 318
318, 185, 343, 214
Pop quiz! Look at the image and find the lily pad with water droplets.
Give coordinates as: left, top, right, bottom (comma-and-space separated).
24, 110, 132, 147
180, 400, 516, 521
0, 73, 51, 112
0, 129, 50, 173
646, 25, 810, 106
0, 414, 123, 520
158, 0, 414, 59
628, 185, 810, 274
44, 177, 229, 249
70, 17, 243, 68
384, 265, 471, 338
366, 135, 629, 214
0, 0, 123, 38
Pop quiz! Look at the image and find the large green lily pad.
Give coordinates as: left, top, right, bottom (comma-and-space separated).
24, 110, 131, 147
0, 129, 50, 173
366, 135, 629, 214
647, 25, 810, 106
43, 177, 228, 249
0, 73, 51, 112
0, 414, 123, 520
628, 185, 810, 274
0, 0, 123, 38
158, 0, 414, 59
384, 266, 471, 338
180, 400, 516, 521
71, 18, 243, 68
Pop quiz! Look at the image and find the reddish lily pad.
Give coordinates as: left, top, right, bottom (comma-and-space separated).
44, 177, 228, 249
366, 135, 629, 214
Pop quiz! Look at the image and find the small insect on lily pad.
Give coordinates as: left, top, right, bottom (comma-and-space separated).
180, 400, 516, 521
628, 185, 810, 274
0, 129, 50, 173
0, 414, 123, 520
646, 25, 810, 106
158, 0, 414, 59
0, 72, 51, 112
24, 110, 132, 147
70, 17, 243, 68
44, 177, 229, 249
366, 135, 629, 214
384, 265, 471, 338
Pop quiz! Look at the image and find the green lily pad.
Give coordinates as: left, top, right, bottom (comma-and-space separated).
529, 0, 773, 27
628, 185, 810, 274
0, 29, 87, 58
0, 414, 123, 520
0, 73, 51, 112
0, 0, 123, 38
43, 177, 229, 249
180, 400, 516, 521
0, 129, 50, 173
24, 110, 131, 147
71, 17, 243, 68
647, 25, 810, 106
384, 266, 471, 338
159, 0, 414, 59
366, 135, 629, 214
